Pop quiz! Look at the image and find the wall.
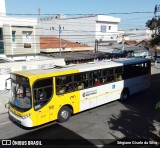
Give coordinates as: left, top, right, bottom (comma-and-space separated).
121, 29, 152, 42
40, 47, 93, 53
39, 16, 96, 47
0, 16, 40, 56
38, 15, 120, 48
0, 0, 6, 16
95, 15, 120, 43
95, 22, 119, 41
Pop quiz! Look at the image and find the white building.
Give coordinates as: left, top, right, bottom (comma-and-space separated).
38, 14, 120, 47
0, 0, 6, 16
117, 29, 153, 43
0, 0, 40, 59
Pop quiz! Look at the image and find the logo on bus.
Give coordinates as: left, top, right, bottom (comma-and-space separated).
82, 90, 97, 98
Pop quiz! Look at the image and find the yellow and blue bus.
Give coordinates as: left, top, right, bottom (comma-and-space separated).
8, 58, 151, 127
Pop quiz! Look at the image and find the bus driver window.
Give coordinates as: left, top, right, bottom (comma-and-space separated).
33, 78, 53, 110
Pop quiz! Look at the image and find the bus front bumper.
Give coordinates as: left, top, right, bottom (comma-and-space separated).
9, 109, 33, 127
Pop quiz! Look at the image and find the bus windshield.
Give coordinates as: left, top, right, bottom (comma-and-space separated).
10, 75, 32, 111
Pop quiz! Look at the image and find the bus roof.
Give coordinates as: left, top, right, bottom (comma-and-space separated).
12, 58, 150, 78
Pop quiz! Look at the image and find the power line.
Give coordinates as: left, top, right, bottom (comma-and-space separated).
4, 11, 153, 16
0, 13, 153, 31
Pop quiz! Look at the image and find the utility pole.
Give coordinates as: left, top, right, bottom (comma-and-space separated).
38, 7, 41, 16
59, 25, 64, 58
154, 4, 160, 17
122, 35, 125, 51
154, 4, 160, 35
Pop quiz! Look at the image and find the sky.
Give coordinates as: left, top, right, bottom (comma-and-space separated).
5, 0, 160, 30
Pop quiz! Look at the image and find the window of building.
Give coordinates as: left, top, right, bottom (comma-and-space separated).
12, 31, 16, 42
22, 31, 32, 48
108, 26, 111, 30
0, 28, 4, 54
101, 25, 106, 33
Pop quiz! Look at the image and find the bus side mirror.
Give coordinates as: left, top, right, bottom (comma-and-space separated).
5, 102, 10, 108
5, 78, 11, 90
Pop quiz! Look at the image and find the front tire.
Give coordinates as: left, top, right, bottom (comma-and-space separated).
58, 106, 71, 123
121, 89, 129, 101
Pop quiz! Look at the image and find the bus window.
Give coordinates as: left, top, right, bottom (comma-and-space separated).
115, 67, 123, 81
33, 78, 53, 110
123, 61, 151, 80
73, 72, 89, 90
93, 70, 101, 79
90, 70, 103, 87
115, 67, 123, 74
10, 82, 32, 110
56, 75, 73, 95
106, 68, 114, 83
107, 75, 114, 83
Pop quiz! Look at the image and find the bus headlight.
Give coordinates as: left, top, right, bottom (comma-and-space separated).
22, 114, 30, 119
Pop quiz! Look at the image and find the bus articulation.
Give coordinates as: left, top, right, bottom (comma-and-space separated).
8, 58, 151, 127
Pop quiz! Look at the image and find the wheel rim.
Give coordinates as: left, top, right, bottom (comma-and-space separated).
61, 110, 69, 119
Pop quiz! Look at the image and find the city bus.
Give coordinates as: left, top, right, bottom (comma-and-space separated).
8, 58, 151, 127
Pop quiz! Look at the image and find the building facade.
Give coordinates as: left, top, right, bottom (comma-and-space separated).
117, 29, 153, 43
0, 0, 40, 59
38, 14, 120, 47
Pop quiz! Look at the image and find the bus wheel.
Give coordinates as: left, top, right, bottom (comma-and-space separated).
58, 106, 71, 123
121, 89, 129, 101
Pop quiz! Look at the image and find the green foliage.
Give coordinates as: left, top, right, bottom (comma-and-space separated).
151, 34, 160, 46
155, 101, 160, 110
146, 17, 160, 47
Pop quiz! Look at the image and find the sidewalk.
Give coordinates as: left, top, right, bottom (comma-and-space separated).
0, 90, 11, 114
151, 63, 160, 75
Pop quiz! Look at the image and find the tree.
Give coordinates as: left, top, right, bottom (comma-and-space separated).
146, 17, 160, 47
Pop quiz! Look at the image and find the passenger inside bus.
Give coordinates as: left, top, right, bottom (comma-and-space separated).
58, 86, 66, 95
34, 89, 47, 110
95, 79, 101, 86
76, 82, 84, 90
66, 84, 73, 93
17, 85, 23, 98
38, 89, 47, 102
102, 78, 107, 84
115, 74, 122, 81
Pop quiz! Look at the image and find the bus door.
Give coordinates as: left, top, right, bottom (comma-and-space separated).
33, 78, 53, 126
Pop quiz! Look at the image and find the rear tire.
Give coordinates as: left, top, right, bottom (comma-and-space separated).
121, 89, 129, 101
58, 106, 71, 123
